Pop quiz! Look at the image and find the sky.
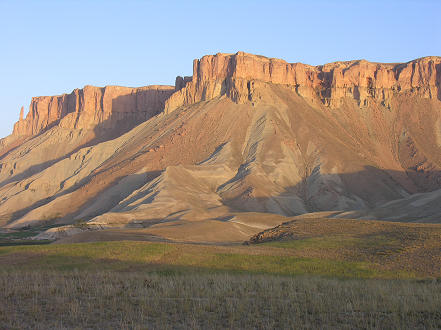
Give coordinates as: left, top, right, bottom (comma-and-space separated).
0, 0, 440, 138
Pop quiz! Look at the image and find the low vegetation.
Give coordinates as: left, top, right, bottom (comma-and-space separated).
1, 217, 440, 328
0, 227, 51, 246
0, 241, 416, 278
251, 217, 441, 278
1, 270, 440, 329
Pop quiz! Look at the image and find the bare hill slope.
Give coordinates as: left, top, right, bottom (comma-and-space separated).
1, 52, 441, 241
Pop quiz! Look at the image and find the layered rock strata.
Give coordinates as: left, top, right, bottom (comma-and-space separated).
9, 52, 441, 140
12, 85, 175, 137
2, 51, 441, 234
165, 52, 441, 112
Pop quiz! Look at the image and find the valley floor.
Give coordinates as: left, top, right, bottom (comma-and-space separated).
2, 217, 440, 277
1, 217, 440, 328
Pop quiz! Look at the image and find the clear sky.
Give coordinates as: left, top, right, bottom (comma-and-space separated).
0, 0, 440, 138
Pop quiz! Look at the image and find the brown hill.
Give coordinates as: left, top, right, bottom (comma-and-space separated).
247, 216, 441, 277
1, 52, 441, 242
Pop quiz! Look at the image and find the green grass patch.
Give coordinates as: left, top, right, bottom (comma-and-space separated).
0, 240, 52, 247
0, 241, 175, 271
0, 231, 38, 240
262, 236, 360, 250
0, 241, 417, 278
262, 234, 407, 257
196, 253, 414, 279
10, 241, 173, 259
203, 253, 376, 277
0, 225, 64, 245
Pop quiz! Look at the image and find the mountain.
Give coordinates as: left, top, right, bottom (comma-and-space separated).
1, 52, 441, 242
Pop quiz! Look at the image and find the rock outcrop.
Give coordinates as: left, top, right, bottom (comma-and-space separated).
165, 52, 441, 112
12, 85, 175, 138
9, 52, 441, 140
2, 51, 441, 240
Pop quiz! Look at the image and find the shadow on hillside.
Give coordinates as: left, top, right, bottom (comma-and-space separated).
0, 137, 27, 162
219, 165, 441, 222
0, 90, 172, 190
6, 170, 162, 226
7, 162, 441, 229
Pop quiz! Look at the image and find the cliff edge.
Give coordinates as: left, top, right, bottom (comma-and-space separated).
165, 52, 441, 112
11, 85, 175, 138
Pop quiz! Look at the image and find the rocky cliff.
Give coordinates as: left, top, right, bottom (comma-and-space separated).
10, 52, 441, 140
12, 85, 175, 138
165, 52, 441, 112
2, 52, 441, 239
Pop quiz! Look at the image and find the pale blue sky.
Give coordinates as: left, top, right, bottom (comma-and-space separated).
0, 0, 440, 138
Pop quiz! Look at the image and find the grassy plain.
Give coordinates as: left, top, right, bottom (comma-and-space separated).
0, 240, 418, 278
1, 217, 440, 328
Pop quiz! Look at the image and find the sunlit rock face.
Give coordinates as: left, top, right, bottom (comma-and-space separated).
165, 52, 441, 112
1, 52, 441, 237
12, 85, 175, 137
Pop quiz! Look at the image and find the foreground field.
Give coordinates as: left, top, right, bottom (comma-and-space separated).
1, 217, 440, 278
1, 271, 440, 329
1, 217, 441, 328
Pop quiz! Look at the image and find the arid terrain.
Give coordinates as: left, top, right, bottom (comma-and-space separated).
1, 52, 441, 244
1, 217, 441, 328
1, 52, 441, 328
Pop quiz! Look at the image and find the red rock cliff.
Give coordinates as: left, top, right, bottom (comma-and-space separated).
12, 85, 175, 137
165, 52, 441, 112
9, 52, 441, 138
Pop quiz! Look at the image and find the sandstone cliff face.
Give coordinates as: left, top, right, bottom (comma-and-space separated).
2, 52, 441, 236
12, 85, 175, 137
10, 53, 441, 139
165, 52, 441, 112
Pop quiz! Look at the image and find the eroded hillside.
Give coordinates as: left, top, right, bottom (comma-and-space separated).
1, 52, 441, 241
